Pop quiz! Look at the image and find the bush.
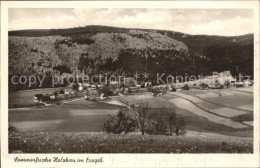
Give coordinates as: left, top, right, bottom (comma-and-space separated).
41, 94, 51, 102
147, 86, 153, 92
147, 108, 186, 136
9, 123, 18, 133
170, 85, 176, 92
174, 114, 186, 136
99, 85, 113, 97
182, 84, 189, 90
72, 83, 79, 91
145, 120, 168, 135
59, 89, 65, 94
103, 108, 137, 134
224, 80, 231, 88
141, 82, 145, 88
54, 91, 59, 96
200, 83, 208, 90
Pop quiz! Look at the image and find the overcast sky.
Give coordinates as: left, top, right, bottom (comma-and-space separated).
9, 8, 253, 36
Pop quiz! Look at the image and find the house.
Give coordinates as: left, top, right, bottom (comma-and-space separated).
50, 94, 56, 100
64, 88, 75, 94
78, 83, 84, 91
33, 94, 43, 103
90, 85, 97, 90
144, 82, 152, 87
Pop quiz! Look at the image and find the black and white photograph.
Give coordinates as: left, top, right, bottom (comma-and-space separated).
1, 1, 260, 167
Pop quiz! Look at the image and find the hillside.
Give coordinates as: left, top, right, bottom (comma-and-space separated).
8, 25, 253, 91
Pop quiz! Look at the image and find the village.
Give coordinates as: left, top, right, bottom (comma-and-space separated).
28, 70, 253, 106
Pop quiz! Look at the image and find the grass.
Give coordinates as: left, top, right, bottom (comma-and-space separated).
9, 94, 253, 137
55, 116, 107, 132
148, 107, 253, 137
9, 131, 253, 153
9, 87, 62, 108
9, 87, 87, 108
9, 100, 121, 132
9, 107, 70, 122
231, 113, 254, 122
182, 89, 253, 109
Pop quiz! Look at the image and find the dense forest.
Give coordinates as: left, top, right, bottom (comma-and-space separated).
9, 25, 253, 91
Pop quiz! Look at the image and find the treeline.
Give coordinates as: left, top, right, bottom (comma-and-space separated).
9, 25, 130, 37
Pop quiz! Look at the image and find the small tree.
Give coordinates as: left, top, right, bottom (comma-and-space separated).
166, 107, 177, 136
54, 91, 59, 97
224, 80, 231, 88
170, 84, 176, 92
72, 83, 79, 92
59, 89, 65, 94
182, 84, 189, 90
165, 106, 186, 136
131, 102, 150, 135
103, 108, 137, 134
145, 119, 168, 135
174, 114, 186, 136
98, 84, 113, 97
64, 93, 69, 100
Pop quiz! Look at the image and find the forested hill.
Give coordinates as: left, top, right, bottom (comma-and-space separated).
9, 25, 253, 91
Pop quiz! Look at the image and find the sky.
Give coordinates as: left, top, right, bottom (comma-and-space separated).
9, 8, 254, 36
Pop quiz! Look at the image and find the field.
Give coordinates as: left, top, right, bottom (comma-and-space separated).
9, 87, 63, 108
9, 89, 253, 137
8, 87, 254, 153
8, 87, 87, 108
181, 88, 253, 111
10, 99, 121, 132
9, 131, 252, 153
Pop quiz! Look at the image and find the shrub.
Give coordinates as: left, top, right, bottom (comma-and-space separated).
141, 83, 145, 88
159, 86, 167, 94
8, 123, 18, 133
145, 120, 168, 135
103, 108, 137, 134
224, 80, 231, 88
219, 84, 224, 89
170, 85, 176, 92
147, 86, 153, 92
72, 83, 79, 91
41, 94, 51, 102
54, 91, 59, 96
99, 85, 113, 97
132, 102, 150, 135
200, 83, 208, 90
174, 114, 186, 136
59, 89, 65, 94
182, 84, 189, 90
152, 87, 162, 94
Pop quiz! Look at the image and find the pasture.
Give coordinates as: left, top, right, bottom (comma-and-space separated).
9, 87, 62, 108
9, 93, 253, 137
9, 87, 253, 139
9, 99, 121, 132
9, 87, 86, 108
181, 89, 253, 111
9, 131, 253, 153
9, 87, 254, 154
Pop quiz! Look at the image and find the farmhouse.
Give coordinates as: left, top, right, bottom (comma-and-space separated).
33, 94, 43, 103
